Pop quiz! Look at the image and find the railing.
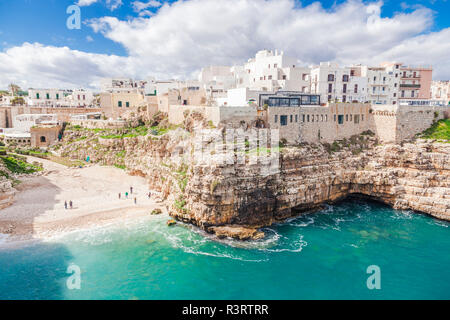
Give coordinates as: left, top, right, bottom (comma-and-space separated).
400, 84, 421, 88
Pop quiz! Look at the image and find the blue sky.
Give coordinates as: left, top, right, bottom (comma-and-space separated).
0, 0, 449, 89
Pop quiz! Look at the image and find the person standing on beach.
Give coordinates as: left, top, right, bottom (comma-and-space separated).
119, 193, 121, 199
148, 192, 151, 199
134, 197, 137, 205
125, 192, 128, 199
130, 186, 133, 194
64, 201, 67, 210
69, 201, 73, 209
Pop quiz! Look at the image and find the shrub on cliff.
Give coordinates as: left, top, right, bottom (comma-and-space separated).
418, 119, 450, 142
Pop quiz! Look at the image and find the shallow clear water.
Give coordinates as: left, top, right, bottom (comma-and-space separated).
0, 200, 449, 300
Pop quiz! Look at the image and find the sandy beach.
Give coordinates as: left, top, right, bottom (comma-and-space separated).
0, 156, 167, 244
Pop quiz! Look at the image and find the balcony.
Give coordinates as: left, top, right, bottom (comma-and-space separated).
401, 75, 421, 80
400, 84, 421, 88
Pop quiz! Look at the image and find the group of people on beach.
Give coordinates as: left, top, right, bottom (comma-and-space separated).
117, 186, 152, 205
63, 186, 154, 210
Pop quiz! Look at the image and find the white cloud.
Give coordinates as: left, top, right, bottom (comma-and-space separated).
86, 35, 94, 42
132, 1, 162, 12
76, 0, 99, 6
1, 0, 450, 89
0, 43, 131, 89
76, 0, 122, 11
106, 0, 123, 11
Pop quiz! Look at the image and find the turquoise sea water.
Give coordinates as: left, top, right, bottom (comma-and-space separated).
0, 200, 449, 300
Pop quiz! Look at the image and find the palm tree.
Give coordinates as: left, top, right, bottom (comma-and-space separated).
8, 84, 21, 96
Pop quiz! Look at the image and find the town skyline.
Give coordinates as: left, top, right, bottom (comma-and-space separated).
0, 0, 450, 90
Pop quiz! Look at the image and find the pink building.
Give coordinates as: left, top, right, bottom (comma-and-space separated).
399, 65, 433, 100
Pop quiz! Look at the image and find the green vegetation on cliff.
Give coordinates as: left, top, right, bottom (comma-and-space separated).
0, 155, 42, 175
418, 119, 450, 142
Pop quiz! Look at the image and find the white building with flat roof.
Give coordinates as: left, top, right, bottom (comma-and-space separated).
240, 50, 310, 92
27, 89, 68, 107
311, 62, 366, 103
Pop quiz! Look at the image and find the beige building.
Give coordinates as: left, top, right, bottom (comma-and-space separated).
157, 87, 207, 113
30, 125, 61, 148
100, 90, 147, 119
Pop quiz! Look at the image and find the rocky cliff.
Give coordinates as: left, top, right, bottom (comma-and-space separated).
54, 121, 449, 240
173, 140, 449, 239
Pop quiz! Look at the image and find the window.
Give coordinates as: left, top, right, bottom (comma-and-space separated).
354, 84, 358, 93
354, 115, 360, 124
268, 75, 272, 80
343, 95, 346, 103
56, 94, 59, 100
328, 95, 332, 101
126, 102, 130, 107
393, 93, 396, 97
361, 115, 364, 121
290, 115, 293, 123
343, 84, 347, 93
83, 95, 86, 100
77, 95, 80, 100
343, 75, 349, 82
46, 93, 50, 99
328, 74, 334, 81
307, 115, 310, 122
401, 91, 405, 98
338, 115, 344, 124
328, 83, 333, 93
302, 115, 305, 122
334, 114, 336, 122
350, 114, 353, 121
274, 64, 278, 68
274, 115, 278, 123
36, 93, 40, 99
346, 114, 348, 121
118, 101, 122, 107
40, 136, 46, 143
325, 115, 328, 122
282, 75, 287, 80
411, 91, 415, 98
280, 115, 288, 126
295, 115, 298, 122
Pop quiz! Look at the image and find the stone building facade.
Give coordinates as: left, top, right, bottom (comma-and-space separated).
30, 125, 62, 148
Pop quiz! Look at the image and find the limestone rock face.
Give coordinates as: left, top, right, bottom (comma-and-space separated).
0, 180, 15, 210
174, 141, 450, 239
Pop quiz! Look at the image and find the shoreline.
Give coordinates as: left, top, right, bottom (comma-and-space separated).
0, 157, 168, 248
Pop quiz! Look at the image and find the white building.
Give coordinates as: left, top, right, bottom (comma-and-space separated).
199, 66, 236, 99
360, 63, 401, 105
311, 62, 367, 103
240, 50, 310, 92
27, 89, 68, 107
217, 88, 270, 107
66, 89, 95, 107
